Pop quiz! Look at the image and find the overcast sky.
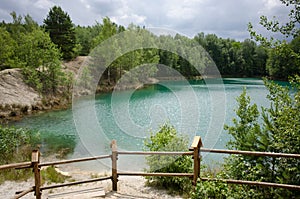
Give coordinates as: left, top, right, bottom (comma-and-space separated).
0, 0, 292, 40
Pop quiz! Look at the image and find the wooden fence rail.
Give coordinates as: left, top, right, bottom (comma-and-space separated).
4, 151, 113, 199
0, 136, 299, 199
0, 162, 31, 170
39, 154, 111, 167
200, 148, 300, 158
200, 178, 300, 191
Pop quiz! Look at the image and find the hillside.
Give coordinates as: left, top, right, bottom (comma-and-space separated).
0, 57, 88, 123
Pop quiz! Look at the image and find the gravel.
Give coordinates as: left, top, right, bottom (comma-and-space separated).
0, 166, 184, 199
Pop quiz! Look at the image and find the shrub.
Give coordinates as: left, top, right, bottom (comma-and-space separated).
0, 125, 40, 184
144, 123, 193, 193
191, 177, 264, 199
0, 125, 39, 164
41, 166, 71, 185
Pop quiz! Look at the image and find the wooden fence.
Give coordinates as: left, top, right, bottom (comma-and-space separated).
0, 136, 300, 198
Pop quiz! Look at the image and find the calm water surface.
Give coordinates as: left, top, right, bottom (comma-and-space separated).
13, 78, 277, 171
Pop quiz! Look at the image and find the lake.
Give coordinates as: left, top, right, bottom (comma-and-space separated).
13, 78, 275, 171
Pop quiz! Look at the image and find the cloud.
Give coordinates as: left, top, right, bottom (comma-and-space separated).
0, 0, 292, 40
34, 0, 55, 9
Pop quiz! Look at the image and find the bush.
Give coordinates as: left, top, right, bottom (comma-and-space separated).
41, 166, 71, 185
223, 76, 300, 198
191, 177, 265, 199
0, 125, 40, 184
144, 123, 193, 193
0, 125, 39, 163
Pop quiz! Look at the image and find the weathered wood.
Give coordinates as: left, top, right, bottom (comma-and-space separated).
111, 140, 118, 191
190, 136, 203, 150
32, 150, 41, 199
201, 148, 300, 158
14, 187, 34, 199
117, 151, 193, 156
3, 135, 300, 197
200, 178, 300, 190
188, 136, 202, 185
193, 147, 201, 185
40, 155, 111, 167
118, 172, 194, 177
47, 187, 105, 198
41, 176, 112, 190
0, 162, 31, 170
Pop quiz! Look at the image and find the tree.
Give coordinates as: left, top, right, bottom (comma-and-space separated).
0, 125, 39, 183
91, 17, 120, 84
0, 12, 65, 94
44, 6, 77, 60
266, 42, 300, 79
248, 1, 300, 45
0, 27, 15, 70
224, 76, 300, 197
17, 28, 63, 94
91, 17, 118, 48
248, 1, 300, 79
75, 25, 93, 55
241, 39, 256, 76
144, 123, 193, 193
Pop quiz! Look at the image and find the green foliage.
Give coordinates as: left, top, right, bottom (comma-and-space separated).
0, 13, 68, 95
266, 41, 300, 79
0, 125, 39, 163
225, 88, 262, 152
222, 76, 300, 198
41, 166, 71, 185
44, 6, 77, 60
192, 178, 231, 199
16, 28, 64, 94
0, 27, 16, 70
248, 0, 300, 79
0, 125, 40, 184
249, 0, 299, 44
0, 125, 76, 184
144, 123, 193, 193
91, 17, 118, 48
192, 77, 300, 198
193, 33, 268, 77
191, 178, 268, 199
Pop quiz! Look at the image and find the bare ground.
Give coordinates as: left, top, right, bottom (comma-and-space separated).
0, 165, 184, 199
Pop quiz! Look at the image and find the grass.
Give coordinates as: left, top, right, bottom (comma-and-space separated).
0, 145, 33, 184
41, 166, 72, 185
0, 168, 33, 184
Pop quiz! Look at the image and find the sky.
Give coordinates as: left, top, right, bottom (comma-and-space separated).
0, 0, 292, 40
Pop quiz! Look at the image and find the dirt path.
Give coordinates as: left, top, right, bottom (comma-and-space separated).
0, 174, 184, 199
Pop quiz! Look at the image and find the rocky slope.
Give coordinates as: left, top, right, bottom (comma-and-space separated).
0, 56, 159, 123
0, 68, 43, 122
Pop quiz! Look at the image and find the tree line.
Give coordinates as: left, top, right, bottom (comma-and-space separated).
75, 19, 299, 80
0, 5, 299, 96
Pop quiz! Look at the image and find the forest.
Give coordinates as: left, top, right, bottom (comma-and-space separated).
0, 5, 299, 96
0, 1, 299, 198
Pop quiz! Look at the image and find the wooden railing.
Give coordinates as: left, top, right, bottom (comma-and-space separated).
0, 136, 300, 198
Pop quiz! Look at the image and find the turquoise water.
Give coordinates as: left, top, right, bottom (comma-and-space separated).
13, 78, 273, 171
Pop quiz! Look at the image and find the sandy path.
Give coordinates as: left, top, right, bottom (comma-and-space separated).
0, 171, 184, 199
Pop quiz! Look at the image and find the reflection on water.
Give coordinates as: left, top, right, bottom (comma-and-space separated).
12, 78, 278, 171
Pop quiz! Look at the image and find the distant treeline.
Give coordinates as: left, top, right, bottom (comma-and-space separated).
0, 6, 299, 89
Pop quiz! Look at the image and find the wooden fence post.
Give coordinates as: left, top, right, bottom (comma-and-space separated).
111, 140, 118, 191
32, 150, 41, 199
190, 136, 203, 186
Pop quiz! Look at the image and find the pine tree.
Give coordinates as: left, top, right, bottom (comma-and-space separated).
44, 6, 77, 60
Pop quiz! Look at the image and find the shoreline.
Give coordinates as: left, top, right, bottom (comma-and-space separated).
1, 73, 270, 124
